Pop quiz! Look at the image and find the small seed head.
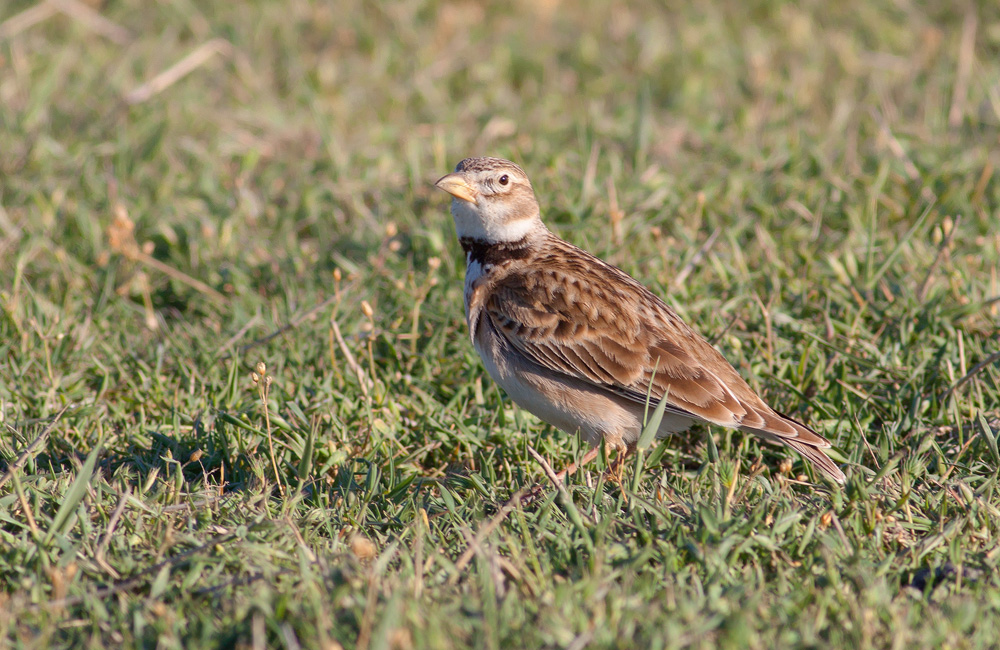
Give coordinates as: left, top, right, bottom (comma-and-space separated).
350, 534, 377, 561
942, 215, 954, 238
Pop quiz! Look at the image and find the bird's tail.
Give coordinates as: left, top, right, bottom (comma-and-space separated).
744, 407, 846, 484
777, 434, 847, 484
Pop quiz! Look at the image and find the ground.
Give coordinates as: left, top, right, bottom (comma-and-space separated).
2, 0, 1000, 648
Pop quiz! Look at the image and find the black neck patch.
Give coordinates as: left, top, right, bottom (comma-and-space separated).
460, 237, 533, 267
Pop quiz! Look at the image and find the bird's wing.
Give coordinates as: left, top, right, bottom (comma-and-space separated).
481, 255, 760, 427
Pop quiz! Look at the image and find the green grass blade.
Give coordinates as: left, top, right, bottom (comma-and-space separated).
44, 439, 103, 544
866, 199, 936, 290
637, 387, 670, 452
977, 412, 1000, 471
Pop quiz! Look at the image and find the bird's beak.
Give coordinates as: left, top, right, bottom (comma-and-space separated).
434, 173, 477, 204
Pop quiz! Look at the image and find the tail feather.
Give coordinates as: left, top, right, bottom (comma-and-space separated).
778, 435, 847, 484
744, 407, 846, 484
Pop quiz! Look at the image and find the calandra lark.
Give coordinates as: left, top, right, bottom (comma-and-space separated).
435, 156, 845, 485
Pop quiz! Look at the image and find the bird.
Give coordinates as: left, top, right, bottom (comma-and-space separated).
434, 156, 846, 486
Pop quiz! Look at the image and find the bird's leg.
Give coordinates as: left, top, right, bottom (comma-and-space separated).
510, 440, 645, 507
554, 445, 602, 482
604, 442, 637, 485
515, 445, 602, 507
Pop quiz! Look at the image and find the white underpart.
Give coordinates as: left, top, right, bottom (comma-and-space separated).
451, 198, 539, 244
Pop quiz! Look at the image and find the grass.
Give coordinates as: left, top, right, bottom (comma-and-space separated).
2, 0, 1000, 647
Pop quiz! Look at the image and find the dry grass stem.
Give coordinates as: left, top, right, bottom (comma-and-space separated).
253, 362, 285, 497
672, 227, 721, 289
49, 0, 131, 44
107, 205, 228, 303
917, 215, 961, 302
0, 407, 66, 490
526, 445, 570, 500
125, 38, 232, 105
331, 319, 372, 400
0, 2, 59, 41
948, 7, 977, 128
943, 350, 1000, 403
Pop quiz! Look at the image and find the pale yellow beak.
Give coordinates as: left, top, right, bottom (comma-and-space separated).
434, 173, 477, 204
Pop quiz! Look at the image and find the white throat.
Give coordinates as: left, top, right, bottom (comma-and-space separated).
451, 198, 541, 244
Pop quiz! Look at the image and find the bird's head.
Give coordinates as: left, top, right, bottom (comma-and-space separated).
434, 157, 543, 244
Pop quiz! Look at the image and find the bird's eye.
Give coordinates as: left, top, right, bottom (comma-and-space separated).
498, 174, 509, 186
